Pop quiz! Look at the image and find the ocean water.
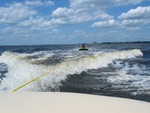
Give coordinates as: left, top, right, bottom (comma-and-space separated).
0, 43, 150, 102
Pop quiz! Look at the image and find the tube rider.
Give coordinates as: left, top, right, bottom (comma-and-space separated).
81, 44, 86, 49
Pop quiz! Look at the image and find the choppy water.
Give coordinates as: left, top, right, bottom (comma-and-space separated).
0, 43, 150, 102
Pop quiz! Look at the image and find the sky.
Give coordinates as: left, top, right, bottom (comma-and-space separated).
0, 0, 150, 45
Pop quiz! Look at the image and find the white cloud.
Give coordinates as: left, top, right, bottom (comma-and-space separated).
24, 0, 54, 7
1, 26, 29, 37
91, 19, 117, 28
70, 0, 143, 8
70, 0, 111, 8
118, 6, 150, 29
51, 29, 60, 33
52, 11, 113, 24
126, 26, 141, 30
18, 17, 55, 30
0, 0, 54, 24
52, 7, 74, 17
51, 5, 113, 25
50, 18, 69, 24
51, 0, 143, 25
0, 2, 37, 24
119, 6, 150, 19
122, 19, 150, 26
114, 0, 143, 6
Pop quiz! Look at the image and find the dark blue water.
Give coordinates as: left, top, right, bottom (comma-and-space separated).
0, 43, 150, 102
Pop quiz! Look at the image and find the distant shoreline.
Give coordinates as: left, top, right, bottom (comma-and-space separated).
0, 41, 150, 46
93, 41, 150, 44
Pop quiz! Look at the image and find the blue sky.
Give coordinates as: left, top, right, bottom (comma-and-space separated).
0, 0, 150, 45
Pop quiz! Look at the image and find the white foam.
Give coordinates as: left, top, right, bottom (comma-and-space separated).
107, 60, 150, 95
0, 49, 143, 91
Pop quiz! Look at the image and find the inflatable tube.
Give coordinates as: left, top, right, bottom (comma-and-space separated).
79, 48, 88, 50
0, 92, 150, 113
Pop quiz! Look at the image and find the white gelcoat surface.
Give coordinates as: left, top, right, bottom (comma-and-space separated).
0, 92, 150, 113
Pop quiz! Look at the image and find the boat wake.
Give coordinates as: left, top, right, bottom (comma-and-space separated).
0, 49, 143, 92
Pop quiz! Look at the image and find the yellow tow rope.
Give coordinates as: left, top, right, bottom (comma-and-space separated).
12, 62, 65, 92
12, 55, 82, 92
